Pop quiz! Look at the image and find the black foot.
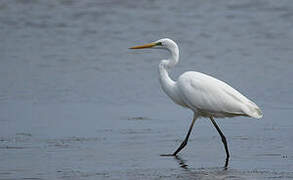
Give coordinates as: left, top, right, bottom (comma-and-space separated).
224, 157, 229, 169
160, 153, 176, 157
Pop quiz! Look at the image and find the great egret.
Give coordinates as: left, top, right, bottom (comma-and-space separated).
130, 38, 262, 167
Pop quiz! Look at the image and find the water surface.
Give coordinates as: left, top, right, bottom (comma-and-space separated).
0, 0, 293, 179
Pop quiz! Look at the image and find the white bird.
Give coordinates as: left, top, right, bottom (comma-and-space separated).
130, 38, 262, 167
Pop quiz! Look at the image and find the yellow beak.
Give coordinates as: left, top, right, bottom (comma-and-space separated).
129, 42, 157, 49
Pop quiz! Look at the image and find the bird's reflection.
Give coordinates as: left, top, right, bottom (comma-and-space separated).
168, 156, 231, 179
173, 155, 229, 171
174, 156, 188, 169
174, 156, 189, 169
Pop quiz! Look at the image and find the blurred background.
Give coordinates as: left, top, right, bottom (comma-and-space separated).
0, 0, 293, 179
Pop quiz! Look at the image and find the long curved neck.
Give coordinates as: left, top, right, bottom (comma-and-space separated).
158, 47, 179, 95
165, 46, 179, 68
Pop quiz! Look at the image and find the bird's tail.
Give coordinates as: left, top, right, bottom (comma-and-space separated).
242, 100, 263, 119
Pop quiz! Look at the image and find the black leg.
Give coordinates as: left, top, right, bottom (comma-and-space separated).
210, 116, 230, 167
224, 156, 229, 169
161, 112, 199, 156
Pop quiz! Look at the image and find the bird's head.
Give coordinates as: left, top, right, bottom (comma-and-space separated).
130, 38, 178, 53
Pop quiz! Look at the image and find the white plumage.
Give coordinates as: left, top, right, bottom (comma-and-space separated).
176, 71, 262, 118
130, 38, 263, 167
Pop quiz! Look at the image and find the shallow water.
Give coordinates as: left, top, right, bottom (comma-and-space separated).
1, 0, 293, 179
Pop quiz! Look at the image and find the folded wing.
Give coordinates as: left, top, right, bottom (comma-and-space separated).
177, 71, 262, 119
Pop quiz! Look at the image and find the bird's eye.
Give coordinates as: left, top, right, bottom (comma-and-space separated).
156, 42, 162, 46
